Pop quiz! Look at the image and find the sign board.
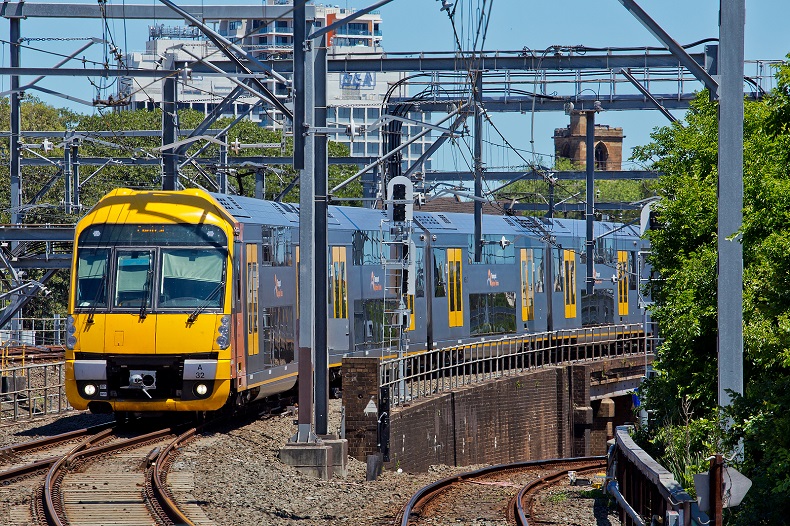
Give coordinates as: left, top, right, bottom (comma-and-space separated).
694, 467, 751, 513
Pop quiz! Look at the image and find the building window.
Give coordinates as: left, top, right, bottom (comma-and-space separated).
595, 142, 608, 170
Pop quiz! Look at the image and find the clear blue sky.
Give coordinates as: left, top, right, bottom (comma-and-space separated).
2, 0, 788, 170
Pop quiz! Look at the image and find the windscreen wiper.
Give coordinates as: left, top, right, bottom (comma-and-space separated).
186, 283, 224, 324
139, 268, 153, 319
86, 273, 107, 325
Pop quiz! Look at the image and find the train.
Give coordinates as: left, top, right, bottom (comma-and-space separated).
65, 186, 650, 414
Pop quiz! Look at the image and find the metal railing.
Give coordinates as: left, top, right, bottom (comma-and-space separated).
1, 361, 71, 422
608, 426, 708, 526
380, 323, 651, 406
0, 315, 68, 349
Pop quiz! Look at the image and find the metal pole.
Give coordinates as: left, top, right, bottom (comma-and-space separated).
10, 17, 21, 225
717, 0, 744, 434
709, 454, 724, 525
293, 0, 306, 170
295, 23, 316, 445
473, 71, 483, 263
72, 140, 80, 211
314, 35, 329, 436
585, 111, 595, 295
162, 76, 178, 190
63, 142, 73, 214
218, 136, 228, 194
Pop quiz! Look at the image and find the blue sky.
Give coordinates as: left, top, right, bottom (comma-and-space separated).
2, 0, 788, 169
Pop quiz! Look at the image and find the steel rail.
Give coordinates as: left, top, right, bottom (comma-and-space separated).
513, 461, 606, 525
42, 427, 174, 526
398, 456, 605, 526
151, 427, 199, 526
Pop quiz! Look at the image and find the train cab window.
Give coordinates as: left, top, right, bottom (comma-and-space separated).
113, 250, 153, 309
159, 248, 225, 308
76, 248, 109, 308
433, 249, 447, 298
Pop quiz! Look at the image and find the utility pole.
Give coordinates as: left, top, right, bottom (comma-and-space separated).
584, 110, 595, 295
473, 71, 483, 263
717, 0, 744, 427
10, 17, 21, 225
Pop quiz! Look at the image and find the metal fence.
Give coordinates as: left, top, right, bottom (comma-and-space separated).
0, 361, 71, 422
380, 323, 652, 406
0, 315, 69, 349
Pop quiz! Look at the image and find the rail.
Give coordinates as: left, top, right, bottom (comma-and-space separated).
608, 426, 709, 526
380, 323, 651, 406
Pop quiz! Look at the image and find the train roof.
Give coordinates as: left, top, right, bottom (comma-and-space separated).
207, 193, 641, 241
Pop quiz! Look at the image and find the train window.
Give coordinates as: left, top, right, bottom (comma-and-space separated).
534, 248, 544, 293
261, 226, 292, 266
469, 292, 517, 336
351, 230, 382, 265
629, 251, 637, 290
159, 248, 225, 308
433, 249, 447, 298
113, 250, 153, 309
261, 306, 295, 366
76, 248, 109, 308
553, 249, 564, 292
595, 237, 615, 264
415, 246, 425, 298
468, 235, 516, 265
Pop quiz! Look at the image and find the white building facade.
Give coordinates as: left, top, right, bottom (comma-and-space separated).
119, 2, 432, 172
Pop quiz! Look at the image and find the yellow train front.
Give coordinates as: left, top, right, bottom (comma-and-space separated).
65, 188, 239, 413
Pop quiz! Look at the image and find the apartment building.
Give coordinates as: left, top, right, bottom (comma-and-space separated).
120, 2, 432, 172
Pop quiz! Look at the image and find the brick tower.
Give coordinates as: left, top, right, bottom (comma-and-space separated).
553, 113, 624, 170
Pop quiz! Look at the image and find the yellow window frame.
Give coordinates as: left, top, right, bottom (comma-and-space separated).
331, 246, 348, 319
520, 249, 535, 321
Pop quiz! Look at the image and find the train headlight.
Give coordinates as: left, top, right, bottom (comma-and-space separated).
216, 315, 230, 349
66, 315, 76, 334
83, 384, 96, 396
195, 383, 208, 396
67, 335, 77, 350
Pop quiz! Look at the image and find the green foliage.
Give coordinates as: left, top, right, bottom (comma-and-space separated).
634, 58, 790, 524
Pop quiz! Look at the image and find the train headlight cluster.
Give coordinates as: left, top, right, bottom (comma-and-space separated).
216, 315, 230, 349
66, 315, 77, 350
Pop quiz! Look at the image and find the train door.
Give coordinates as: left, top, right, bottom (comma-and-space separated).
563, 249, 577, 320
617, 250, 630, 317
447, 248, 464, 328
105, 249, 156, 354
520, 249, 534, 328
245, 244, 260, 363
328, 246, 350, 351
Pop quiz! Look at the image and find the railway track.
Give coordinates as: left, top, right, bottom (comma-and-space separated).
397, 457, 608, 526
36, 424, 202, 526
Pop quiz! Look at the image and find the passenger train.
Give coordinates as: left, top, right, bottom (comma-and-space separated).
65, 187, 649, 414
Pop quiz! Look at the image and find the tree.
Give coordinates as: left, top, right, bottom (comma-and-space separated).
634, 57, 790, 524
